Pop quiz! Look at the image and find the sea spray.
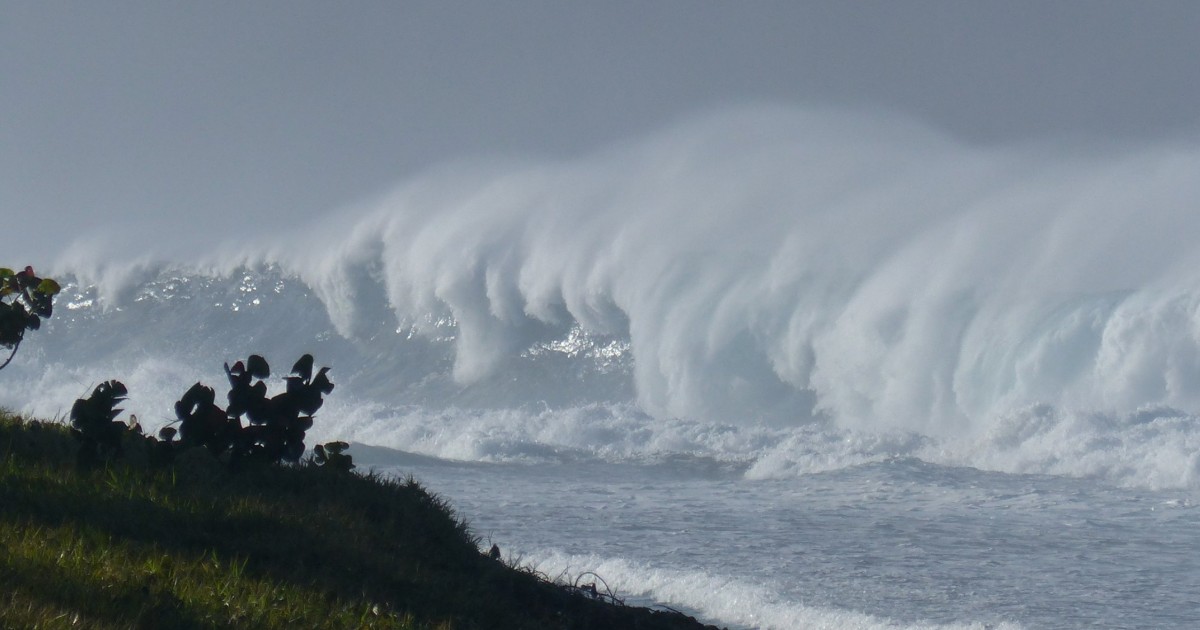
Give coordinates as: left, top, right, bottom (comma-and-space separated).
8, 105, 1200, 486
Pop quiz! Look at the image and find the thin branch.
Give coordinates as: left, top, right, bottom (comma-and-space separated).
0, 333, 23, 372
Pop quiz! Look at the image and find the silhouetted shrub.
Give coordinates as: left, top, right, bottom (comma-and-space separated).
175, 382, 239, 456
170, 353, 335, 467
70, 380, 130, 469
224, 354, 334, 465
312, 441, 354, 472
0, 266, 60, 370
69, 354, 341, 474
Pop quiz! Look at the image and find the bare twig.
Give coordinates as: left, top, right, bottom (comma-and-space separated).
0, 334, 22, 371
571, 571, 624, 606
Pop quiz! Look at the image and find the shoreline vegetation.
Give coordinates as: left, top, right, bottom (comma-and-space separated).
0, 409, 724, 629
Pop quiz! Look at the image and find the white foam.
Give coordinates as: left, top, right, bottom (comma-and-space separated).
522, 549, 1023, 630
9, 105, 1200, 490
30, 106, 1200, 434
10, 346, 1200, 491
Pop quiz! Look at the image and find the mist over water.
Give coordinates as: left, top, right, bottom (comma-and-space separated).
10, 106, 1200, 488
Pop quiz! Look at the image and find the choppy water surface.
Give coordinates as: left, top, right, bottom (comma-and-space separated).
360, 450, 1199, 630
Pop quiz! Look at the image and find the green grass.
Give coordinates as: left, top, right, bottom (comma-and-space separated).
0, 410, 719, 629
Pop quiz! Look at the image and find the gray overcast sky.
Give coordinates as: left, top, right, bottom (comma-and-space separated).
4, 1, 1200, 265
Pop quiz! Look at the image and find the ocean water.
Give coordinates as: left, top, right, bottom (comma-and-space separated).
5, 109, 1200, 628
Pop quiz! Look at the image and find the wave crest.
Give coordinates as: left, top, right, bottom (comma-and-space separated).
18, 106, 1200, 477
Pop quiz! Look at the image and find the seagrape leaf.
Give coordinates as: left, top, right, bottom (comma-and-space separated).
69, 399, 89, 427
247, 354, 270, 379
37, 278, 61, 295
103, 380, 129, 398
291, 354, 314, 381
312, 368, 334, 394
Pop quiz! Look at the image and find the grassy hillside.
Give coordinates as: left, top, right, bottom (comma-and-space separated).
0, 410, 721, 629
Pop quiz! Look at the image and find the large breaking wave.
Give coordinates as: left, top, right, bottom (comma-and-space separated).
7, 105, 1200, 488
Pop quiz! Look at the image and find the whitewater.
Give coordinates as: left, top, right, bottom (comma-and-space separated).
4, 107, 1200, 628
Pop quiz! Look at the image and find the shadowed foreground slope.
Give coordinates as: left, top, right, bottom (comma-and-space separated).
0, 411, 723, 629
